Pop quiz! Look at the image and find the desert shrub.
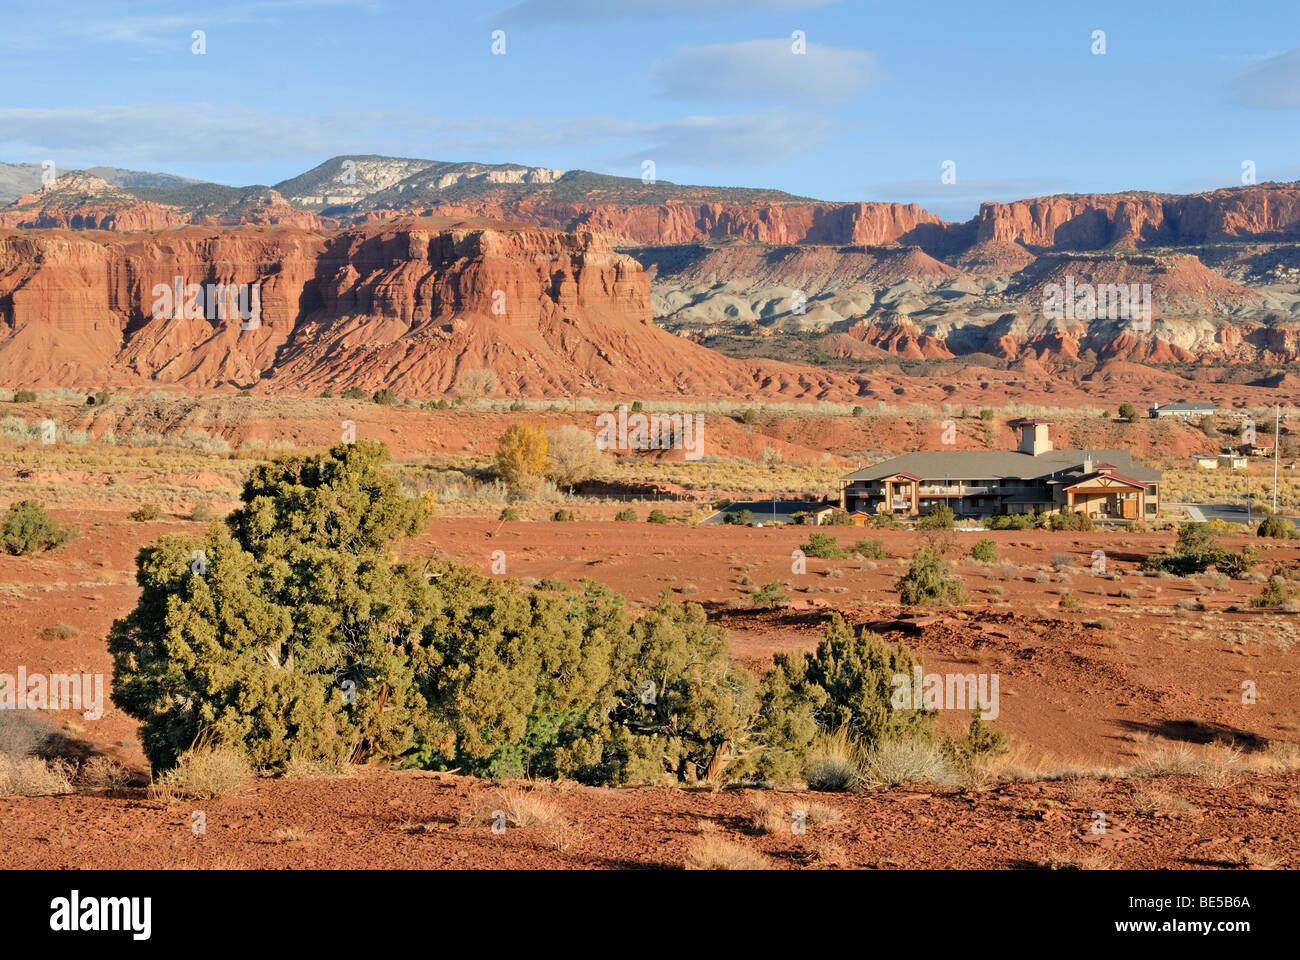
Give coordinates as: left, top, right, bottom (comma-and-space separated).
499, 506, 520, 521
723, 509, 753, 525
128, 503, 163, 522
614, 508, 637, 522
371, 388, 397, 405
1257, 515, 1296, 539
1049, 510, 1093, 532
749, 613, 935, 784
546, 425, 607, 490
11, 390, 36, 403
1118, 403, 1138, 423
939, 708, 1008, 775
854, 538, 887, 560
341, 386, 367, 400
741, 408, 758, 425
109, 440, 432, 774
1252, 577, 1300, 608
1058, 590, 1080, 611
916, 504, 955, 530
1142, 522, 1257, 577
801, 532, 845, 559
820, 509, 854, 526
749, 582, 789, 608
988, 512, 1046, 530
495, 423, 549, 497
1, 500, 74, 555
647, 509, 670, 524
896, 546, 968, 606
969, 538, 998, 563
86, 390, 110, 406
112, 442, 759, 786
455, 367, 499, 399
851, 405, 865, 417
802, 729, 863, 791
1218, 546, 1259, 578
872, 510, 901, 529
536, 590, 760, 786
551, 508, 575, 522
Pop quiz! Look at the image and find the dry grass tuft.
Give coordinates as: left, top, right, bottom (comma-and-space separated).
149, 746, 252, 801
77, 756, 129, 792
274, 827, 318, 844
1038, 849, 1112, 871
860, 738, 956, 788
466, 787, 564, 830
684, 831, 770, 870
1132, 787, 1203, 817
803, 730, 863, 792
0, 754, 74, 796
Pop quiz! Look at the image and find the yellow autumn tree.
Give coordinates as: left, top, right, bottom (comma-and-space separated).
495, 422, 549, 497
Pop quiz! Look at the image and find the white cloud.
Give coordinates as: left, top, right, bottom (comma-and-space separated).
0, 104, 829, 174
1230, 48, 1300, 108
434, 110, 833, 169
0, 104, 405, 165
65, 0, 377, 47
651, 38, 877, 104
494, 0, 837, 27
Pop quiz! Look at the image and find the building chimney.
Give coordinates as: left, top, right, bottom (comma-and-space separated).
1016, 419, 1053, 456
1083, 455, 1093, 474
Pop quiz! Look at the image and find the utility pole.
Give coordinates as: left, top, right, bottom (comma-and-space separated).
1274, 404, 1280, 515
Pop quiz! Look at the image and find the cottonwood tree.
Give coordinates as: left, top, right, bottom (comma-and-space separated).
495, 423, 549, 497
546, 425, 607, 490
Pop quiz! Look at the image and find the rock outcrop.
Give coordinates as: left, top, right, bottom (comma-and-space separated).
976, 183, 1300, 250
0, 219, 863, 399
0, 174, 186, 231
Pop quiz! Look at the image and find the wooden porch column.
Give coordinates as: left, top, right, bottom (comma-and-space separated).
911, 484, 918, 515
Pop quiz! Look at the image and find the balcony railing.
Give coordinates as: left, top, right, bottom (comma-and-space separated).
917, 485, 992, 496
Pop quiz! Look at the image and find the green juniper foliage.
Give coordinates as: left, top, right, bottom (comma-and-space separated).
1, 499, 74, 555
749, 613, 935, 783
110, 441, 760, 785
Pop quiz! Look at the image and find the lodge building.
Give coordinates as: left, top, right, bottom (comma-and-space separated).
838, 419, 1161, 521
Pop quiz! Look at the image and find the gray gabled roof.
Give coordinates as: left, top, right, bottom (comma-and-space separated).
1153, 402, 1217, 411
840, 449, 1161, 485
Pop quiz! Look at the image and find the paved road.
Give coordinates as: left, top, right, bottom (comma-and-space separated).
1169, 503, 1300, 526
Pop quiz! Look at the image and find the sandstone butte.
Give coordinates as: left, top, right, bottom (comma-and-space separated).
342, 183, 1300, 253
0, 218, 865, 400
9, 170, 1300, 255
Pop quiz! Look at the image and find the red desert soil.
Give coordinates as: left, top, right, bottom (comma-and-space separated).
4, 769, 1298, 870
4, 506, 1299, 771
3, 467, 1299, 869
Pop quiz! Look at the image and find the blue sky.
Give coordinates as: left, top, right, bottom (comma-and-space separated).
1, 0, 1297, 220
